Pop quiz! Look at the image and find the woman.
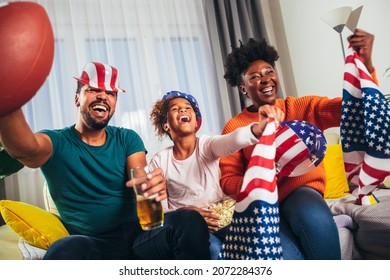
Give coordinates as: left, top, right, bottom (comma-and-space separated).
219, 29, 375, 259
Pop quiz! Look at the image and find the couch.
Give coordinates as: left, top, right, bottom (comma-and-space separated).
0, 223, 23, 260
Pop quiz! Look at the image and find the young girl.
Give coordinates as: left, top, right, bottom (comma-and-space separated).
149, 90, 284, 259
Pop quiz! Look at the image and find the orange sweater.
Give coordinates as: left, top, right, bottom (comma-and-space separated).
220, 95, 343, 202
220, 70, 378, 202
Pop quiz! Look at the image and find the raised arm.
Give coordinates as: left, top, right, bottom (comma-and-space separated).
205, 105, 284, 159
0, 109, 52, 168
347, 28, 374, 73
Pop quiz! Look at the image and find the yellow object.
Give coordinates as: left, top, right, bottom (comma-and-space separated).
324, 132, 340, 145
323, 144, 350, 199
0, 200, 69, 250
360, 194, 380, 205
208, 198, 235, 228
382, 176, 390, 188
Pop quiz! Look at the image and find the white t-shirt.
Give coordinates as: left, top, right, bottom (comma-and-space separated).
150, 123, 259, 211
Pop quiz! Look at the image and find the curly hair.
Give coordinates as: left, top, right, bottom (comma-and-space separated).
223, 38, 279, 87
150, 95, 201, 141
150, 98, 171, 141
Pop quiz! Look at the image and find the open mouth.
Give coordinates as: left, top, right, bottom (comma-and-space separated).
261, 86, 274, 95
91, 104, 108, 113
179, 115, 191, 123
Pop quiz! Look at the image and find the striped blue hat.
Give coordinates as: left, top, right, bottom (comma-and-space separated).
162, 90, 202, 131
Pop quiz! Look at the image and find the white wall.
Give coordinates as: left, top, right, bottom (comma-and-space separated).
268, 0, 390, 98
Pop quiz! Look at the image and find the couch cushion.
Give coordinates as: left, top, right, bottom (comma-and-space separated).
0, 224, 23, 260
323, 143, 350, 199
0, 200, 69, 250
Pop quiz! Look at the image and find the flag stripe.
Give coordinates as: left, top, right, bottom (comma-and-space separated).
344, 72, 360, 90
234, 188, 278, 212
236, 176, 277, 206
341, 48, 390, 203
274, 128, 297, 158
360, 156, 390, 186
237, 166, 277, 203
247, 155, 275, 170
219, 118, 283, 260
276, 147, 309, 177
287, 158, 319, 178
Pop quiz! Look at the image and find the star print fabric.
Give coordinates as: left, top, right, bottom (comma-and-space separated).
341, 48, 390, 204
218, 118, 283, 260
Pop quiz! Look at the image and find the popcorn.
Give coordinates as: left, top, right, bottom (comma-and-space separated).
208, 199, 235, 228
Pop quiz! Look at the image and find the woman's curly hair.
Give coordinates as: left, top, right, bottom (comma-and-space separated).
223, 38, 279, 87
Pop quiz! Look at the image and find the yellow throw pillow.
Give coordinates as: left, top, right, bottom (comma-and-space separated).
323, 144, 350, 199
324, 132, 340, 145
0, 200, 69, 250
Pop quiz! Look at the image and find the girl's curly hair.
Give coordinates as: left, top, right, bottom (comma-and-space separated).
223, 38, 279, 87
150, 98, 171, 141
150, 95, 201, 141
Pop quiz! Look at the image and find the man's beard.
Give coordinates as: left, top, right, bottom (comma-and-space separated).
82, 110, 112, 129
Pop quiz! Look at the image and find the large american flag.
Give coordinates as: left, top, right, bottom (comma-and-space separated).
341, 48, 390, 204
219, 118, 283, 260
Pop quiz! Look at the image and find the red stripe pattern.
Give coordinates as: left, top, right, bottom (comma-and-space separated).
341, 48, 390, 204
219, 119, 326, 259
75, 62, 125, 92
219, 118, 282, 260
275, 120, 327, 178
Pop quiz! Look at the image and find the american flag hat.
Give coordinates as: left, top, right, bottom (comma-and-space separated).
74, 62, 125, 93
275, 120, 327, 177
162, 90, 202, 131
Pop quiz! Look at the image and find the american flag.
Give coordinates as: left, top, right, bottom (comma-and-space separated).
275, 120, 327, 178
341, 48, 390, 204
218, 118, 283, 260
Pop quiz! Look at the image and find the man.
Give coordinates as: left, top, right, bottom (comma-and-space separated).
0, 62, 210, 259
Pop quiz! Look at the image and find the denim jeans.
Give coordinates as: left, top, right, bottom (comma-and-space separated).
43, 209, 211, 260
208, 225, 230, 259
207, 186, 340, 260
209, 233, 222, 260
279, 186, 341, 260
